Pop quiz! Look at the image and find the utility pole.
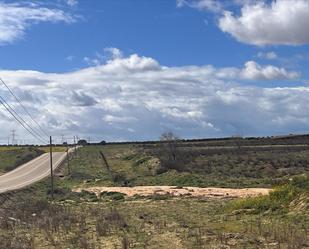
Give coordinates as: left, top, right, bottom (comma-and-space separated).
75, 135, 78, 157
73, 135, 76, 157
11, 130, 16, 145
50, 136, 54, 200
66, 143, 71, 175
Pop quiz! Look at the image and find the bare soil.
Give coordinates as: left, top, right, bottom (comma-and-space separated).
73, 186, 271, 199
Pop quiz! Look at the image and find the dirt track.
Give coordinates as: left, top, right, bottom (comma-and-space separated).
74, 186, 271, 199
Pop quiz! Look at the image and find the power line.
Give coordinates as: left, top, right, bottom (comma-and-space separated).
0, 98, 48, 144
0, 95, 48, 143
0, 78, 49, 138
11, 130, 16, 145
0, 96, 48, 144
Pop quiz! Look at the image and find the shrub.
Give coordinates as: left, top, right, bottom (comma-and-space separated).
112, 172, 129, 186
132, 157, 151, 167
4, 148, 44, 172
229, 175, 309, 214
99, 191, 126, 201
104, 208, 127, 229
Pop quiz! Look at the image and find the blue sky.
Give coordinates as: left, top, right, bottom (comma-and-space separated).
0, 0, 309, 143
1, 0, 244, 71
1, 0, 308, 75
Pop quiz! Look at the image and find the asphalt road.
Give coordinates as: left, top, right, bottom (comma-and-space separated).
0, 152, 67, 193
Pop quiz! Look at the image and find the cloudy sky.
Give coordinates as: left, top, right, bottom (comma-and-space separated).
0, 0, 309, 144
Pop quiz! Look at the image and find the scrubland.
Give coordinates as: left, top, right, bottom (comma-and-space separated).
0, 137, 308, 248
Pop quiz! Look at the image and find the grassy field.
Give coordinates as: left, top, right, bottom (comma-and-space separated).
0, 146, 44, 174
0, 176, 307, 248
0, 146, 25, 151
39, 145, 68, 153
0, 138, 308, 248
61, 143, 309, 188
0, 145, 66, 174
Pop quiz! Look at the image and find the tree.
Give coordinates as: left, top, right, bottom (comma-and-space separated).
160, 131, 179, 142
160, 131, 180, 161
155, 132, 191, 173
77, 139, 88, 146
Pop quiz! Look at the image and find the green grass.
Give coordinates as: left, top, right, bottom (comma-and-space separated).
0, 186, 308, 248
0, 146, 44, 173
228, 175, 309, 214
2, 142, 296, 189
39, 145, 67, 153
0, 142, 308, 248
0, 146, 24, 151
57, 144, 309, 188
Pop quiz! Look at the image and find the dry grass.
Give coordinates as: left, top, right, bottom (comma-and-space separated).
0, 194, 307, 249
0, 147, 44, 174
39, 146, 67, 153
0, 146, 23, 151
0, 141, 308, 248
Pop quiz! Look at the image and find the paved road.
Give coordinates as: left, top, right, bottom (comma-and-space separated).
0, 152, 68, 193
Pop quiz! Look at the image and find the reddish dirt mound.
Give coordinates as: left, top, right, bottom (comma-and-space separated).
73, 186, 271, 199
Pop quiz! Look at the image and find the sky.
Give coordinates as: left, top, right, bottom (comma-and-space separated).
0, 0, 309, 144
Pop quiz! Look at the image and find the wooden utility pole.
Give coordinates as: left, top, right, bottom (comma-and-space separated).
50, 136, 54, 199
73, 135, 77, 157
66, 144, 71, 175
99, 151, 111, 174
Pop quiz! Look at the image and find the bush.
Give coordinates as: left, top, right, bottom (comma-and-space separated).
290, 175, 309, 190
156, 166, 168, 175
78, 190, 98, 202
112, 172, 129, 186
132, 157, 151, 167
99, 191, 125, 201
122, 154, 137, 161
4, 148, 44, 172
46, 188, 99, 202
229, 175, 309, 214
104, 208, 127, 228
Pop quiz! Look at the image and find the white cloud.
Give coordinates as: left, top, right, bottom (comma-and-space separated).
104, 47, 123, 59
103, 115, 137, 124
0, 2, 75, 44
176, 0, 223, 12
218, 0, 309, 46
84, 47, 124, 66
214, 60, 299, 80
66, 55, 75, 61
0, 50, 306, 143
240, 61, 299, 80
257, 51, 278, 60
83, 56, 101, 66
102, 53, 161, 72
65, 0, 78, 7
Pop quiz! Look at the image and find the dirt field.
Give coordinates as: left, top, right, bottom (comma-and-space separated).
74, 186, 271, 199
